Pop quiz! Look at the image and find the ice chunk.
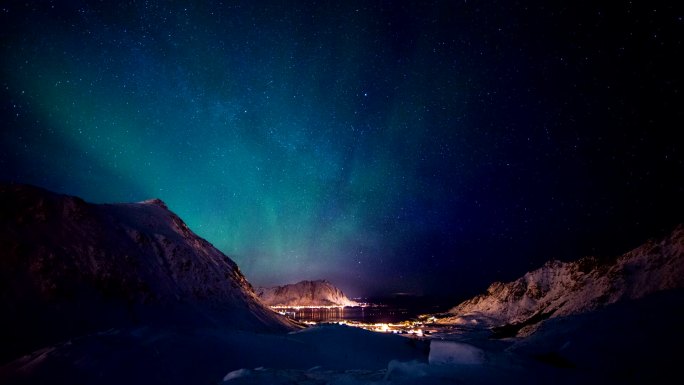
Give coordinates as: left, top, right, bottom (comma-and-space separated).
428, 340, 485, 365
223, 368, 251, 381
384, 360, 429, 380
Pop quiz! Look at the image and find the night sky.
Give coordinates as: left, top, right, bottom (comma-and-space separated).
1, 1, 682, 299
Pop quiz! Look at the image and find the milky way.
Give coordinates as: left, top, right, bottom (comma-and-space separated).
1, 1, 682, 297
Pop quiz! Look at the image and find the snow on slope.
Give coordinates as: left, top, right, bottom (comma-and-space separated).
257, 280, 359, 307
438, 225, 684, 331
0, 184, 295, 363
506, 288, 684, 384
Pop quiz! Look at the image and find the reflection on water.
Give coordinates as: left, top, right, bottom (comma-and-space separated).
274, 303, 467, 338
278, 306, 412, 324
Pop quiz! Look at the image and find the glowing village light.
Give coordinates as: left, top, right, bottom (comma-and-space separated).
268, 305, 429, 338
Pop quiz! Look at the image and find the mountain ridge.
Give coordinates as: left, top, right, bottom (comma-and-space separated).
0, 183, 295, 363
437, 224, 684, 335
257, 279, 358, 307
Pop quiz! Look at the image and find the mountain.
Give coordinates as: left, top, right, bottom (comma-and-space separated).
257, 280, 358, 307
0, 184, 295, 363
437, 225, 684, 335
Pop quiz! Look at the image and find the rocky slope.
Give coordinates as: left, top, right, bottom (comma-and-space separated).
437, 225, 684, 334
257, 280, 358, 307
0, 184, 295, 363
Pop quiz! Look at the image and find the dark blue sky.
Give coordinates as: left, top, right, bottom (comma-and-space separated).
1, 1, 682, 298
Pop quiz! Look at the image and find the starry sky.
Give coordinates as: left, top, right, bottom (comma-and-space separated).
1, 1, 683, 298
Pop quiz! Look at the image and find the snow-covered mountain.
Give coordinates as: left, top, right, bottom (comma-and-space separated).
257, 280, 358, 307
0, 184, 295, 363
437, 225, 684, 334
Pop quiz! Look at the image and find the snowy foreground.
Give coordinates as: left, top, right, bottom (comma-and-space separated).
2, 289, 682, 385
217, 289, 683, 385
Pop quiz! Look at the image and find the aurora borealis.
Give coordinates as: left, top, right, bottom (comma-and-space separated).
1, 1, 682, 298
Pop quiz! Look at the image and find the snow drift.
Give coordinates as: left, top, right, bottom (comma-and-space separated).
0, 324, 429, 385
